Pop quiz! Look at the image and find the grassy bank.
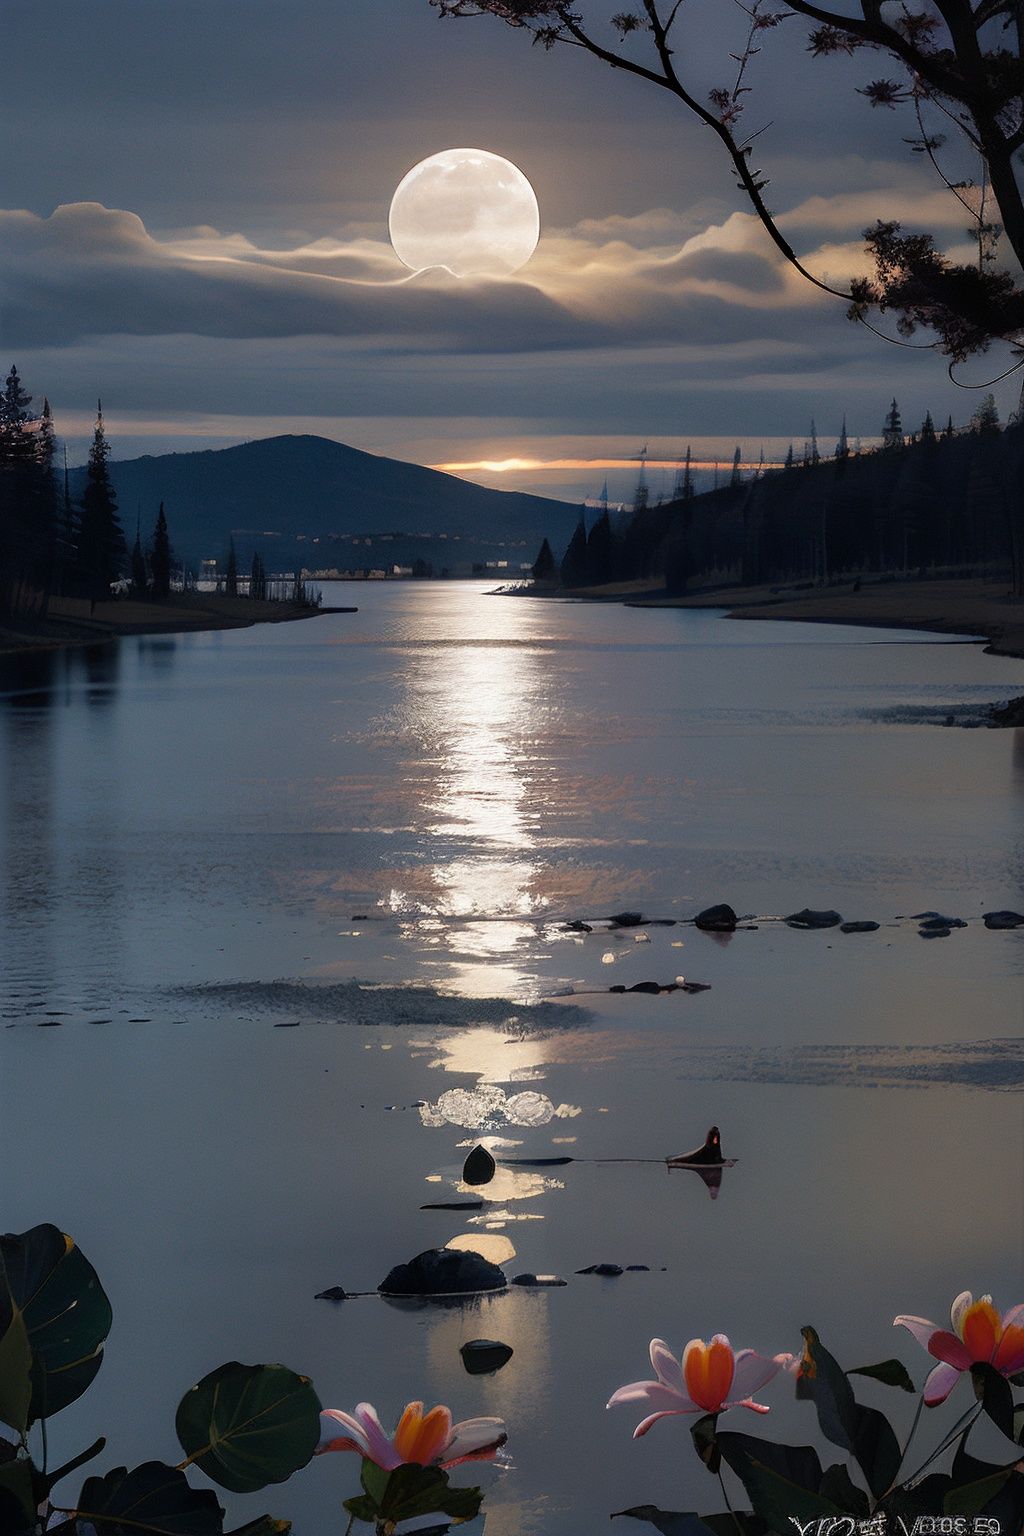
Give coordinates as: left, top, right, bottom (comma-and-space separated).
0, 591, 354, 656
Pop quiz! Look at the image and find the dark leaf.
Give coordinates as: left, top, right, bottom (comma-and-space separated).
715, 1431, 839, 1528
348, 1461, 483, 1525
0, 1310, 32, 1436
611, 1509, 717, 1535
796, 1327, 901, 1499
691, 1414, 721, 1474
698, 1517, 768, 1536
74, 1460, 224, 1534
175, 1362, 321, 1493
42, 1436, 107, 1496
848, 1359, 917, 1394
225, 1520, 292, 1535
949, 1444, 1024, 1524
945, 1468, 1020, 1518
970, 1362, 1016, 1441
0, 1458, 37, 1535
0, 1224, 112, 1424
819, 1463, 869, 1515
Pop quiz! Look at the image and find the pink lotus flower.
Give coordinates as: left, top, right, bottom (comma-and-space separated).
607, 1335, 785, 1436
316, 1400, 507, 1470
895, 1291, 1024, 1405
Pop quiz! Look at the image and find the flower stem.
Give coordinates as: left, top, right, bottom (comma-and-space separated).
718, 1467, 744, 1536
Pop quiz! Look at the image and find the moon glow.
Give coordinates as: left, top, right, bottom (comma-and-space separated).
388, 148, 540, 279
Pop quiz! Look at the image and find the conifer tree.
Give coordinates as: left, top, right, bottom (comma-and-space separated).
730, 447, 742, 487
130, 513, 148, 594
835, 416, 849, 459
882, 398, 904, 449
809, 420, 820, 464
920, 410, 936, 442
784, 444, 794, 470
250, 549, 267, 600
225, 535, 238, 597
560, 516, 588, 587
971, 393, 1000, 434
150, 502, 172, 597
681, 446, 694, 499
944, 414, 955, 439
585, 509, 613, 585
76, 402, 125, 599
531, 537, 557, 583
0, 366, 46, 616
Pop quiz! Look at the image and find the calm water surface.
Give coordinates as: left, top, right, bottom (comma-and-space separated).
2, 582, 1023, 1533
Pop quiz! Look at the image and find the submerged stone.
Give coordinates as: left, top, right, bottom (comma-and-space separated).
379, 1248, 506, 1297
786, 909, 842, 929
462, 1144, 496, 1186
511, 1273, 567, 1287
576, 1263, 623, 1276
694, 903, 738, 932
918, 915, 966, 930
840, 921, 880, 934
460, 1339, 514, 1375
608, 911, 645, 927
315, 1286, 349, 1301
983, 910, 1024, 929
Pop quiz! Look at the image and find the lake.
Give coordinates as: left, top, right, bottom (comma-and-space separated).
2, 581, 1023, 1534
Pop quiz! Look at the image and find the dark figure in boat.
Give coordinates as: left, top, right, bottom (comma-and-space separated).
668, 1126, 724, 1166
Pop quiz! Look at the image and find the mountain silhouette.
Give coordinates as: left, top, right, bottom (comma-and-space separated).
71, 434, 581, 565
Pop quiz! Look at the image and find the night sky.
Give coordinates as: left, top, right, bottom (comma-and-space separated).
4, 0, 1017, 501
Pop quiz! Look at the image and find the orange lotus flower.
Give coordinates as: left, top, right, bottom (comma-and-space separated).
895, 1291, 1024, 1405
608, 1335, 785, 1436
317, 1400, 506, 1470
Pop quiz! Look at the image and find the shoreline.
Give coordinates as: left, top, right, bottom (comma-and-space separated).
521, 576, 1024, 661
0, 591, 356, 658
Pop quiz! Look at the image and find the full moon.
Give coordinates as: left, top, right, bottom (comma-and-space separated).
388, 148, 540, 279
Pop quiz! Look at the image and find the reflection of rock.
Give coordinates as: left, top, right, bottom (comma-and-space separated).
673, 1163, 725, 1200
379, 1248, 506, 1297
840, 921, 880, 934
460, 1339, 514, 1375
915, 913, 966, 931
511, 1273, 566, 1287
463, 1144, 496, 1186
419, 1085, 582, 1131
668, 1126, 724, 1165
314, 1285, 349, 1301
576, 1263, 623, 1276
785, 909, 842, 929
983, 910, 1024, 929
420, 1200, 485, 1211
694, 904, 737, 932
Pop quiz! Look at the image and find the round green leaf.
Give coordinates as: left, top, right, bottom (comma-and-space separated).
176, 1362, 321, 1493
0, 1224, 112, 1424
75, 1460, 224, 1534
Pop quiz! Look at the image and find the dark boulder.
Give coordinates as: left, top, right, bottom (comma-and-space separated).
694, 904, 738, 932
576, 1263, 623, 1276
840, 921, 880, 934
626, 1265, 650, 1272
510, 1273, 567, 1287
460, 1339, 514, 1375
786, 909, 842, 929
562, 919, 593, 933
314, 1285, 349, 1301
420, 1200, 485, 1211
608, 911, 644, 927
983, 910, 1024, 930
462, 1144, 496, 1186
919, 926, 951, 939
917, 915, 966, 930
379, 1248, 506, 1298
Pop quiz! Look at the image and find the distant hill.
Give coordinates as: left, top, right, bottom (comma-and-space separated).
70, 435, 582, 568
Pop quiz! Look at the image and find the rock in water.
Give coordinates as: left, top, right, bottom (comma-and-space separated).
917, 914, 966, 930
379, 1249, 506, 1297
608, 911, 644, 927
511, 1273, 567, 1287
576, 1263, 624, 1276
694, 904, 738, 932
460, 1339, 514, 1375
786, 908, 842, 929
462, 1144, 496, 1186
840, 921, 880, 934
668, 1125, 725, 1166
314, 1285, 349, 1301
983, 910, 1024, 929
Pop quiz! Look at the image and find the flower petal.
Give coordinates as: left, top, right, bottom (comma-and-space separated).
923, 1360, 963, 1406
927, 1331, 974, 1371
650, 1339, 686, 1394
728, 1398, 772, 1414
407, 1405, 454, 1467
440, 1416, 507, 1467
950, 1292, 974, 1337
317, 1409, 371, 1457
730, 1349, 782, 1402
893, 1315, 940, 1352
961, 1299, 1000, 1362
354, 1403, 404, 1471
607, 1381, 692, 1412
994, 1323, 1024, 1377
633, 1408, 692, 1437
